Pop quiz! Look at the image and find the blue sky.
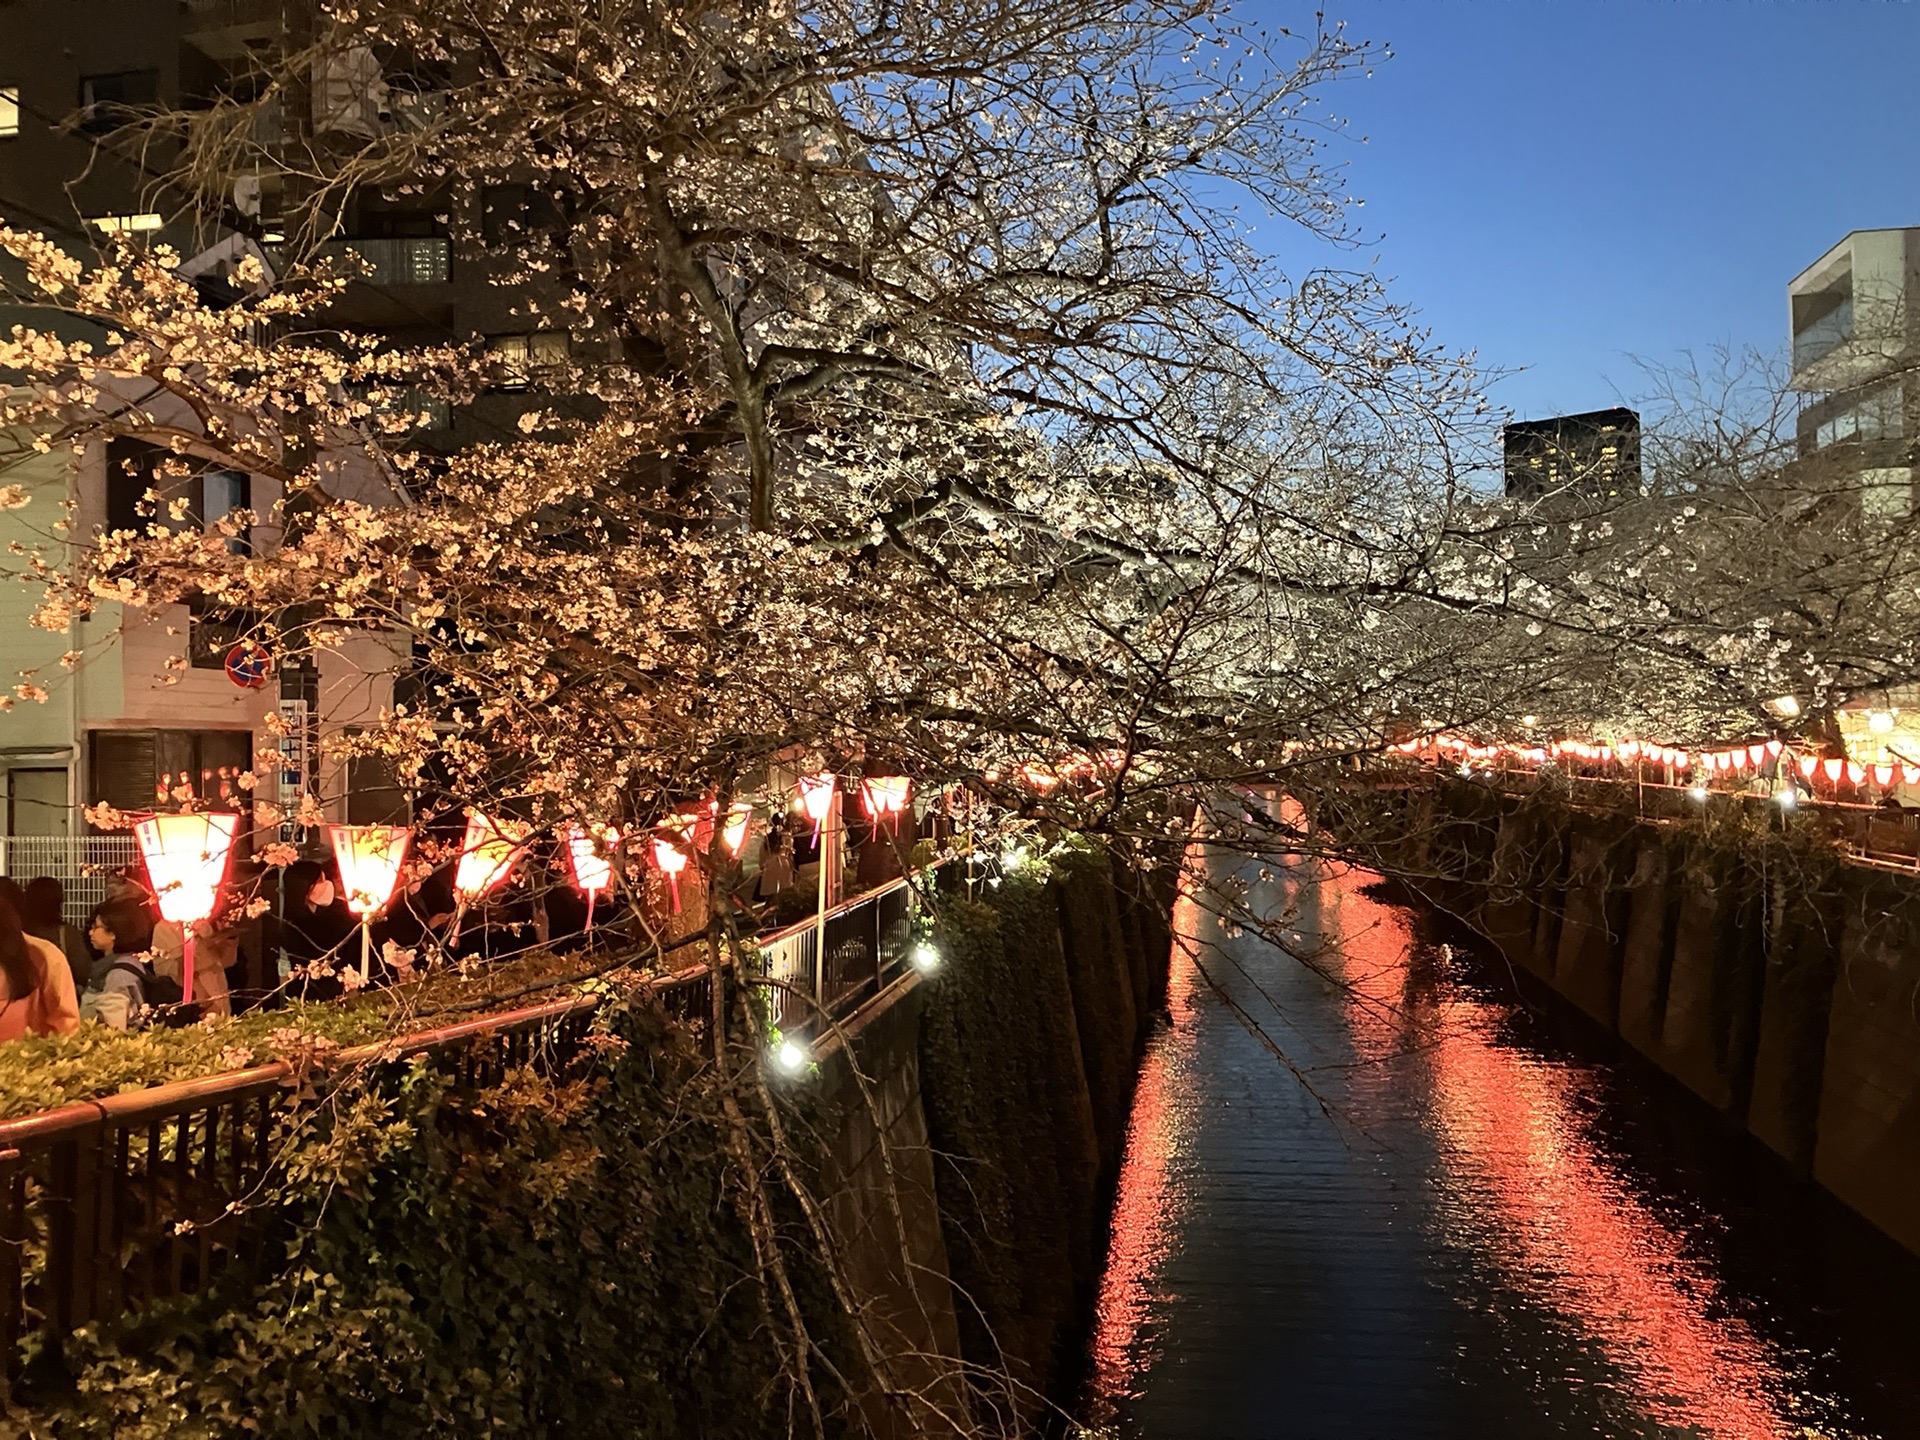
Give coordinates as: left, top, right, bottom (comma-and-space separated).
1248, 2, 1920, 422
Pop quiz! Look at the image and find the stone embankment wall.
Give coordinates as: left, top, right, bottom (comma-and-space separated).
903, 848, 1174, 1429
1338, 779, 1920, 1257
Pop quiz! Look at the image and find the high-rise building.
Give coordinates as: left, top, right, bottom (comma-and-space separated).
1789, 227, 1919, 520
1502, 406, 1642, 500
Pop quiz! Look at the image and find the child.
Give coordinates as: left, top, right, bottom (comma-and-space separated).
85, 900, 159, 1029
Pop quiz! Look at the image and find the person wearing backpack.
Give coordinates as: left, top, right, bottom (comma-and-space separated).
85, 901, 180, 1026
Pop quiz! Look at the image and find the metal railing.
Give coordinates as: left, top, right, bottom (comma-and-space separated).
0, 836, 138, 921
758, 874, 920, 1030
0, 874, 927, 1380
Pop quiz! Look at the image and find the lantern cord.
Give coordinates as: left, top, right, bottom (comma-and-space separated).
585, 890, 596, 934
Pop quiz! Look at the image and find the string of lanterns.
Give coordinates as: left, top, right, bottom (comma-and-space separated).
126, 773, 924, 997
1393, 733, 1919, 794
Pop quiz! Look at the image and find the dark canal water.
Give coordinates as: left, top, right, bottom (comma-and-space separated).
1080, 831, 1920, 1439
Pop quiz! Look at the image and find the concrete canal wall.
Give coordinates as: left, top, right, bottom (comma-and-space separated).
1340, 779, 1920, 1258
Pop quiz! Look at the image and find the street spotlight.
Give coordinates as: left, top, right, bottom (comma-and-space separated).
772, 1038, 810, 1075
1775, 787, 1798, 809
910, 941, 941, 973
1689, 784, 1709, 802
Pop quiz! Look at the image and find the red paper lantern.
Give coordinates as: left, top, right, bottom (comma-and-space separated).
650, 812, 702, 912
134, 811, 240, 1005
454, 811, 528, 902
796, 773, 836, 841
327, 824, 411, 916
860, 776, 913, 825
719, 803, 753, 858
1822, 758, 1844, 783
565, 824, 621, 896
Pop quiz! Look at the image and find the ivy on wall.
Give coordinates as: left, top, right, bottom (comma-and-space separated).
17, 998, 846, 1438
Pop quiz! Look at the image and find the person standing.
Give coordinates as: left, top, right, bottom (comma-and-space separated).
85, 901, 160, 1028
151, 917, 234, 1017
0, 895, 80, 1041
20, 877, 92, 993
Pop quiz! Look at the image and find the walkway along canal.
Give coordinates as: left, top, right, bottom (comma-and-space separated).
1080, 832, 1920, 1439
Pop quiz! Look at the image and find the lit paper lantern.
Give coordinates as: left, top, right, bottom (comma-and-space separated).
1798, 753, 1820, 779
1875, 764, 1895, 787
861, 776, 912, 825
454, 811, 529, 902
651, 812, 702, 911
1905, 763, 1920, 787
1847, 762, 1867, 786
1822, 758, 1844, 784
565, 824, 621, 895
720, 803, 753, 858
327, 824, 411, 917
1765, 740, 1784, 759
1747, 743, 1766, 766
796, 773, 836, 841
134, 811, 240, 1005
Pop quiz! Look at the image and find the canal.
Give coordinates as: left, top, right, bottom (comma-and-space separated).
1081, 834, 1920, 1439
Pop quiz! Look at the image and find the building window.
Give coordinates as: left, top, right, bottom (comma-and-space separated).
1860, 468, 1914, 523
346, 384, 450, 433
88, 213, 163, 235
78, 69, 159, 135
89, 729, 252, 813
1816, 382, 1905, 450
103, 442, 251, 546
326, 236, 450, 284
487, 332, 570, 389
6, 769, 70, 837
481, 183, 562, 244
0, 87, 19, 139
188, 609, 258, 670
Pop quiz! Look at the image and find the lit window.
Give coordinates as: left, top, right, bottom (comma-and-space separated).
0, 87, 19, 138
487, 331, 570, 388
89, 213, 163, 235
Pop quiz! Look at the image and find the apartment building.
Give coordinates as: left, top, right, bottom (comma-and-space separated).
1502, 406, 1643, 500
1790, 227, 1920, 518
0, 0, 559, 881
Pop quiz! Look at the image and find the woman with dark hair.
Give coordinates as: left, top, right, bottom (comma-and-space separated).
20, 877, 91, 992
272, 859, 354, 1001
0, 895, 79, 1041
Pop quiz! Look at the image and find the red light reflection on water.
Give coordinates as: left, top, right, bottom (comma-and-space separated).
1325, 865, 1803, 1440
1082, 869, 1205, 1416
